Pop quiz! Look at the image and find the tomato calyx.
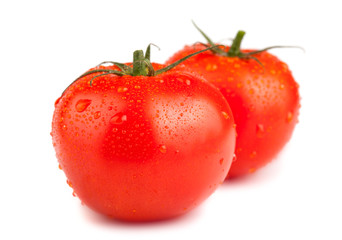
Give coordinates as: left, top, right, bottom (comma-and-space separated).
76, 44, 222, 85
192, 21, 303, 66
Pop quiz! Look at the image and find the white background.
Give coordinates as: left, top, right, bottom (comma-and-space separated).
1, 0, 341, 239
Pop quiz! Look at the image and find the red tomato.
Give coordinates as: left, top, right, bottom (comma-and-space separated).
166, 29, 300, 178
51, 49, 236, 221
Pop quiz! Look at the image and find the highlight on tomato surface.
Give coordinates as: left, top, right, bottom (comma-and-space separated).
166, 22, 301, 178
51, 45, 236, 221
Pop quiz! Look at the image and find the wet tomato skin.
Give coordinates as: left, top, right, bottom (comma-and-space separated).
167, 44, 300, 178
51, 63, 236, 221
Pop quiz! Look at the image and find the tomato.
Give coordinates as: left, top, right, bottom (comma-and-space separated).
166, 26, 300, 178
51, 46, 236, 221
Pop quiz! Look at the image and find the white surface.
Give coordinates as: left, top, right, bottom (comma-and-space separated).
1, 0, 341, 239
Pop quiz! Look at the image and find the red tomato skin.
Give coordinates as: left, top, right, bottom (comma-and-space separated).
51, 64, 236, 221
167, 44, 300, 178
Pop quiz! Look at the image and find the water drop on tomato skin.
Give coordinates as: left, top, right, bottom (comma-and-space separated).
54, 97, 62, 108
94, 111, 101, 119
66, 179, 73, 188
256, 124, 265, 138
221, 111, 230, 120
159, 145, 167, 154
117, 86, 128, 93
110, 112, 127, 124
75, 99, 92, 112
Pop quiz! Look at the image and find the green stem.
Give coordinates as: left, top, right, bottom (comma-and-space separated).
132, 50, 148, 76
227, 30, 245, 57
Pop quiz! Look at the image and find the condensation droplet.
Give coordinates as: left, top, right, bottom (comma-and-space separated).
66, 179, 73, 188
54, 97, 62, 107
219, 158, 224, 165
279, 84, 285, 89
159, 145, 167, 154
250, 151, 257, 158
110, 112, 127, 124
117, 86, 128, 93
232, 154, 237, 162
112, 128, 118, 133
75, 99, 92, 112
256, 124, 264, 138
221, 111, 230, 120
185, 79, 191, 86
62, 125, 67, 130
94, 111, 101, 119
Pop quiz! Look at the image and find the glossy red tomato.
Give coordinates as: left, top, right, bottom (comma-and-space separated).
167, 29, 300, 178
51, 49, 236, 221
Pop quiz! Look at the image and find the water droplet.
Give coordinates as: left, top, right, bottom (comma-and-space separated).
185, 79, 191, 85
256, 124, 264, 138
66, 179, 73, 188
159, 145, 167, 154
219, 158, 224, 165
72, 191, 77, 197
112, 128, 118, 132
54, 97, 62, 107
75, 99, 92, 112
110, 112, 127, 124
117, 86, 128, 93
62, 125, 67, 131
250, 151, 257, 158
94, 111, 101, 119
221, 111, 230, 120
287, 112, 293, 123
232, 154, 237, 162
206, 64, 217, 71
279, 84, 285, 89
